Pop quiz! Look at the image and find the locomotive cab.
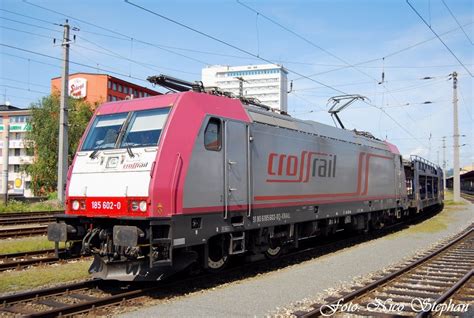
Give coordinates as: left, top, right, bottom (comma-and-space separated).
48, 96, 177, 279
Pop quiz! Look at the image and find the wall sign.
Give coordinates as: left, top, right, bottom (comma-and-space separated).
69, 77, 88, 99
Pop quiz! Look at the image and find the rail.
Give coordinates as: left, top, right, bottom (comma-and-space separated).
293, 226, 473, 317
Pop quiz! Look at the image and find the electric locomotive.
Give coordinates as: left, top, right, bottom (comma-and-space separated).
48, 75, 443, 281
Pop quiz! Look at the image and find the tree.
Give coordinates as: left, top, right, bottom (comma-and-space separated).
25, 94, 93, 195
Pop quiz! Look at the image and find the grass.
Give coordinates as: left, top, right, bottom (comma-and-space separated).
0, 199, 63, 213
443, 190, 468, 206
0, 260, 91, 294
0, 236, 65, 255
388, 194, 469, 237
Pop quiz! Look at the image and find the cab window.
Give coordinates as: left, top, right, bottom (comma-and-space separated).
204, 118, 221, 151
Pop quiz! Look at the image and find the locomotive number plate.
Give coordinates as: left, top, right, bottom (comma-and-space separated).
90, 200, 122, 210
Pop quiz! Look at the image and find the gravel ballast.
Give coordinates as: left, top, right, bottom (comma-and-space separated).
120, 203, 474, 318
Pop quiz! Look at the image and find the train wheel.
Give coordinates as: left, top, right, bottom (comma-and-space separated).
207, 254, 228, 270
264, 245, 282, 259
207, 235, 229, 271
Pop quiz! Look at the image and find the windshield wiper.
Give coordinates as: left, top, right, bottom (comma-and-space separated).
126, 145, 135, 158
89, 143, 108, 159
89, 149, 100, 159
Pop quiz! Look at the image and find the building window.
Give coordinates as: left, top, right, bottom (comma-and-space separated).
108, 95, 112, 101
123, 87, 128, 94
10, 116, 23, 123
118, 84, 122, 93
204, 118, 222, 151
112, 83, 117, 91
14, 149, 20, 156
108, 81, 112, 89
13, 165, 20, 173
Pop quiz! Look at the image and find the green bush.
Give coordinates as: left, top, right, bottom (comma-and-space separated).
0, 200, 62, 213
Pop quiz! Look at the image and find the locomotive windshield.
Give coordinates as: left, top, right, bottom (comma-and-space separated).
82, 113, 128, 151
81, 108, 170, 151
120, 108, 170, 148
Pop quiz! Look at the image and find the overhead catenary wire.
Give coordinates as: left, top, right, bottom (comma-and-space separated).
74, 36, 200, 76
236, 0, 458, 131
0, 43, 151, 83
0, 8, 60, 26
123, 0, 425, 146
236, 0, 434, 128
22, 0, 210, 66
406, 0, 473, 77
8, 2, 465, 149
0, 16, 62, 33
69, 47, 139, 77
1, 93, 44, 102
293, 76, 447, 93
234, 0, 461, 132
291, 20, 474, 80
0, 84, 49, 95
0, 25, 55, 39
236, 0, 385, 83
0, 23, 199, 77
441, 0, 473, 45
6, 6, 471, 71
2, 51, 64, 70
73, 43, 199, 76
0, 77, 51, 89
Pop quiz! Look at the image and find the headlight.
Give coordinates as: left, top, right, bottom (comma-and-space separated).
72, 200, 80, 211
130, 201, 139, 211
139, 200, 147, 212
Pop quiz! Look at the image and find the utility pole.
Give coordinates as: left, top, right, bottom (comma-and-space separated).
1, 117, 9, 204
452, 71, 461, 202
57, 20, 70, 205
442, 136, 447, 192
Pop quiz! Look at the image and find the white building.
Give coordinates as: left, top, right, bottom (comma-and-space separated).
0, 104, 34, 198
202, 64, 288, 112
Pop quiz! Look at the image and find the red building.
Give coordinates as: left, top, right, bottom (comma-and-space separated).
51, 73, 161, 107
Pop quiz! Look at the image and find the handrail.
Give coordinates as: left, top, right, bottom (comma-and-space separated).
170, 153, 183, 215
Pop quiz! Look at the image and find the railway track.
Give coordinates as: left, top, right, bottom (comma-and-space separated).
0, 249, 77, 272
461, 191, 474, 203
293, 226, 474, 317
0, 279, 141, 317
0, 225, 48, 239
0, 208, 448, 317
0, 210, 62, 226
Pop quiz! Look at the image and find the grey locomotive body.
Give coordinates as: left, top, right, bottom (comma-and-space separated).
178, 103, 443, 270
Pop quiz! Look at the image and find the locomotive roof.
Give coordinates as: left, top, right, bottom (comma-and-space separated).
245, 105, 398, 153
96, 91, 399, 154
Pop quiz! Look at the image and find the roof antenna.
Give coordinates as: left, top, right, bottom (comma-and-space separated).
327, 94, 368, 129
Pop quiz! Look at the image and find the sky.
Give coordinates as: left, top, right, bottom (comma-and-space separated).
1, 0, 473, 169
